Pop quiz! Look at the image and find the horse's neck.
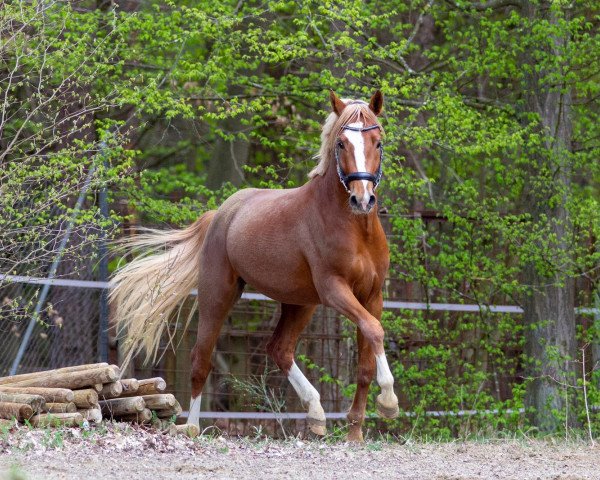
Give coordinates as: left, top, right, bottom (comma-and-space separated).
310, 164, 380, 234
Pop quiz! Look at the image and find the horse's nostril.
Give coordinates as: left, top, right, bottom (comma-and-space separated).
368, 195, 376, 208
350, 195, 359, 207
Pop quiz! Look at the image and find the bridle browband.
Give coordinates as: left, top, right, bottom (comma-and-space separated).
334, 123, 384, 192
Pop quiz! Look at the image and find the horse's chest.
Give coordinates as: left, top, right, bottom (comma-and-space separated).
320, 227, 388, 290
348, 251, 383, 285
333, 243, 385, 304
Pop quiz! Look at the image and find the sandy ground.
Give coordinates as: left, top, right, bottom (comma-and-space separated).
1, 424, 599, 479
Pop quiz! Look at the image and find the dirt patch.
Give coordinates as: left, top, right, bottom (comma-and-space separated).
0, 424, 599, 479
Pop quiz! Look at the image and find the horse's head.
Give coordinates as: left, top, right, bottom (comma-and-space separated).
329, 90, 384, 215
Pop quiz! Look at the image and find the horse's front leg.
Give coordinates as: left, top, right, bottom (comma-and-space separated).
347, 328, 375, 442
347, 293, 385, 442
318, 278, 399, 440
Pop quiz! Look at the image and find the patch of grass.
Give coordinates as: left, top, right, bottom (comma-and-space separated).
321, 423, 348, 444
365, 440, 383, 452
0, 423, 12, 442
98, 422, 110, 434
41, 429, 64, 449
5, 464, 28, 480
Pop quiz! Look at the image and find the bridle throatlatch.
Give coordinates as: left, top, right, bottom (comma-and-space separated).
334, 124, 384, 193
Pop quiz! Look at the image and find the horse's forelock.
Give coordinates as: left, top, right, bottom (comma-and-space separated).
308, 101, 381, 179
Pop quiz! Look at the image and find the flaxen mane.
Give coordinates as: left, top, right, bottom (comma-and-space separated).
309, 100, 382, 178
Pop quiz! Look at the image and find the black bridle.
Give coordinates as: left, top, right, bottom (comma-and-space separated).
334, 124, 384, 192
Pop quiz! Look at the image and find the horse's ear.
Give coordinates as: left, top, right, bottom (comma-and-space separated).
369, 90, 384, 116
329, 90, 346, 116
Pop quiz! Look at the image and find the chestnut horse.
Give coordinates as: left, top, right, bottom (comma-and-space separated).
111, 90, 399, 442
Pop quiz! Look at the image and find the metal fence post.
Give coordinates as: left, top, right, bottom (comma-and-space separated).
98, 151, 110, 362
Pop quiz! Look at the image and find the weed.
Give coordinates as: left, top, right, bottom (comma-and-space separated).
94, 421, 109, 436
223, 370, 288, 438
321, 423, 348, 444
0, 422, 12, 442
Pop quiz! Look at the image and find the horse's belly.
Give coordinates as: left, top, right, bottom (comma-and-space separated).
234, 256, 319, 305
247, 281, 320, 306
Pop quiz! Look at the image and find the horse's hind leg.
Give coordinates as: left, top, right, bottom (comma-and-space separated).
187, 258, 242, 428
266, 303, 326, 435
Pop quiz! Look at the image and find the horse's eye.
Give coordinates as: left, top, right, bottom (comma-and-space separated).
337, 141, 344, 149
376, 142, 382, 149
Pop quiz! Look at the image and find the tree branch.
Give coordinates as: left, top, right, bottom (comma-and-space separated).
444, 0, 523, 12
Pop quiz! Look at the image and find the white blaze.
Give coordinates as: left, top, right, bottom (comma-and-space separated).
188, 395, 202, 427
344, 122, 371, 209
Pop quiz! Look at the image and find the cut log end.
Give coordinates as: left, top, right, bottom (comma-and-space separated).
0, 402, 34, 422
99, 396, 145, 418
0, 393, 45, 412
154, 400, 182, 419
114, 408, 152, 424
78, 407, 102, 423
72, 389, 99, 409
119, 378, 140, 395
99, 382, 123, 399
141, 394, 176, 410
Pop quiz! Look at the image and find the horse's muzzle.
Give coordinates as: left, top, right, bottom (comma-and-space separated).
349, 193, 376, 214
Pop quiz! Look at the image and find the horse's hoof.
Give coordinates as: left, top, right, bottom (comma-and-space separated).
376, 400, 399, 419
307, 417, 327, 436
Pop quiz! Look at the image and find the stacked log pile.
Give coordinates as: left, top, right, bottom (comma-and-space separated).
0, 363, 195, 437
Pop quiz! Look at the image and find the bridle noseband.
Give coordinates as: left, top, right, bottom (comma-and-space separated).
334, 124, 384, 193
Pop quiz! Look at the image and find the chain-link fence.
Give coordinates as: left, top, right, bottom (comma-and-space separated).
3, 275, 597, 434
0, 276, 102, 377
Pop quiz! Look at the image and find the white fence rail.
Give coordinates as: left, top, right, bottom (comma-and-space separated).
1, 274, 597, 314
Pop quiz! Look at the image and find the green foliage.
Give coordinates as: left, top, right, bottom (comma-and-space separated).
0, 4, 136, 334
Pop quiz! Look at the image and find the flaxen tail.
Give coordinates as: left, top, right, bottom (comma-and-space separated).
110, 211, 216, 367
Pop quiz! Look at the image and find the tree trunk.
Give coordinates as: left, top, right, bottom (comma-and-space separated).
521, 0, 578, 431
206, 114, 250, 189
523, 268, 577, 430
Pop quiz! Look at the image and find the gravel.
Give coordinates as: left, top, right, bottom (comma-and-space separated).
1, 423, 599, 479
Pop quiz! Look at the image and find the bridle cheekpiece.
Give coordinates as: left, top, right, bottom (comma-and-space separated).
334, 123, 384, 193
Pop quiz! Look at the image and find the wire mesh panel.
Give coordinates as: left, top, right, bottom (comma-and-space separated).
0, 156, 110, 376
0, 268, 101, 375
132, 299, 357, 436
